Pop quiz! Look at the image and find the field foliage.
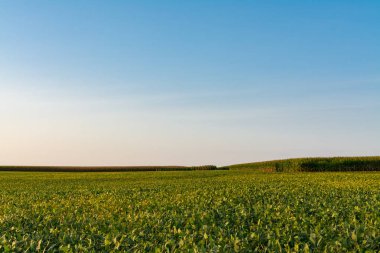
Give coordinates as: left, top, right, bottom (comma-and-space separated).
0, 165, 219, 172
229, 156, 380, 172
0, 171, 379, 252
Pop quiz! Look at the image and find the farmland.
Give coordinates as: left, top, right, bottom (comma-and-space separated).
0, 170, 379, 252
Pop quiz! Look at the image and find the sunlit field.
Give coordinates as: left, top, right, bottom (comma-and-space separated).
0, 170, 379, 252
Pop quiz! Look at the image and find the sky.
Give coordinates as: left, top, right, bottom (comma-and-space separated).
0, 1, 379, 166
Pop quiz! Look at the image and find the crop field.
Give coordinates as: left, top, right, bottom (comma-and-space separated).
0, 170, 379, 252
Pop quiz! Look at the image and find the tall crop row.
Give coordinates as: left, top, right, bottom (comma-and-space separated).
230, 156, 380, 172
0, 165, 221, 172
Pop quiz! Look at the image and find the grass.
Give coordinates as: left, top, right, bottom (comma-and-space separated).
0, 170, 379, 252
228, 156, 380, 172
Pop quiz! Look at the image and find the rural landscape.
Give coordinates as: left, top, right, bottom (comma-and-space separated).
1, 157, 379, 252
1, 1, 380, 252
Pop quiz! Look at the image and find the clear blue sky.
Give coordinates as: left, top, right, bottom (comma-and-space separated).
1, 1, 379, 166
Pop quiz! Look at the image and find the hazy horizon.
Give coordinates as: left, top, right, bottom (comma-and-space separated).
1, 1, 379, 166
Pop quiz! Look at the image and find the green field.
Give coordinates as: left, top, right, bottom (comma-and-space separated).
0, 170, 379, 252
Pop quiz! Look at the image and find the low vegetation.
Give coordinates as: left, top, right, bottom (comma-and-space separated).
0, 170, 379, 252
0, 165, 219, 172
228, 156, 380, 172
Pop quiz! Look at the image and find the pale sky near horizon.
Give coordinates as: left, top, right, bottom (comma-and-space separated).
1, 1, 379, 166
